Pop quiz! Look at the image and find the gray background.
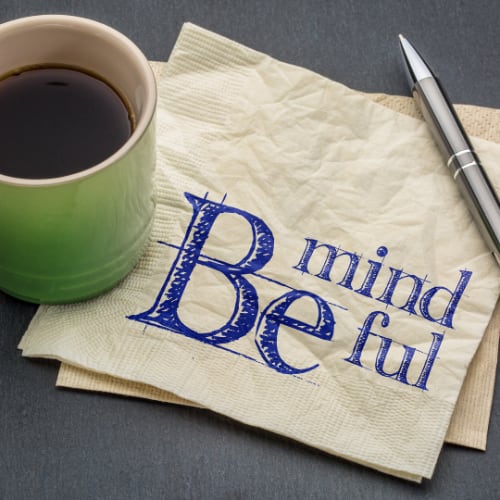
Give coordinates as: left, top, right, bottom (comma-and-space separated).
1, 1, 499, 498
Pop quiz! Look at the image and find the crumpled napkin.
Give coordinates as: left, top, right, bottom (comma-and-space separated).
19, 24, 500, 481
55, 64, 500, 453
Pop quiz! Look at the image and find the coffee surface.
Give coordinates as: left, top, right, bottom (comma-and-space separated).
0, 66, 132, 179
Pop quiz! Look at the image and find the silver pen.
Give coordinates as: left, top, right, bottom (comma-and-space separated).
399, 34, 500, 266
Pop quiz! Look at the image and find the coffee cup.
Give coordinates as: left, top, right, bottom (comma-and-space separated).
0, 15, 157, 304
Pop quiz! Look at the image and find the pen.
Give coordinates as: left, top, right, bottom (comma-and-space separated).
399, 34, 500, 266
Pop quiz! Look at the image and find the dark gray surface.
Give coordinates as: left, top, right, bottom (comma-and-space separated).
1, 1, 499, 498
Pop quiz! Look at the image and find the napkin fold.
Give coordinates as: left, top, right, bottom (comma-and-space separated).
19, 24, 500, 481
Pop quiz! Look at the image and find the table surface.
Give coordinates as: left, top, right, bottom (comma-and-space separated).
1, 1, 499, 498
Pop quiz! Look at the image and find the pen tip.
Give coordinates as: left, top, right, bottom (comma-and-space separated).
398, 33, 406, 42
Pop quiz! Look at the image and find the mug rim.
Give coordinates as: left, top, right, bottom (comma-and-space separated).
0, 14, 157, 187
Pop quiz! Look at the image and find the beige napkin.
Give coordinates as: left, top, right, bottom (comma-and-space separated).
56, 62, 500, 451
19, 24, 500, 481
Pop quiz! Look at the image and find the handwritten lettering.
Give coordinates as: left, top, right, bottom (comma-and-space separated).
255, 290, 335, 374
128, 192, 273, 344
294, 238, 471, 329
128, 192, 471, 391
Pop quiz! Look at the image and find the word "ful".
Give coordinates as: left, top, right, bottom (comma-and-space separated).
129, 193, 471, 391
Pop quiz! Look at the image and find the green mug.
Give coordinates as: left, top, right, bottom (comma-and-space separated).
0, 15, 157, 304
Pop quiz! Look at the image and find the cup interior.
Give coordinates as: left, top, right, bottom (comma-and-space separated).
0, 15, 156, 184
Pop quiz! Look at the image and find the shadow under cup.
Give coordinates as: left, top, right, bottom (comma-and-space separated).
0, 15, 157, 304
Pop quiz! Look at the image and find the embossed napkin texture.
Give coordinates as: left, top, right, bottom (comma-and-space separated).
19, 24, 500, 481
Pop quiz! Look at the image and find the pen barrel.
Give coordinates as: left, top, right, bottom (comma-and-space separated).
414, 77, 471, 159
415, 77, 500, 261
401, 36, 500, 262
450, 153, 500, 260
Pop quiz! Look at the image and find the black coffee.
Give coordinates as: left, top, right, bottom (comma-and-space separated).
0, 65, 133, 179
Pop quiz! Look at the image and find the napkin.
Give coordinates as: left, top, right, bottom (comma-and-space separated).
19, 24, 500, 481
55, 64, 500, 452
